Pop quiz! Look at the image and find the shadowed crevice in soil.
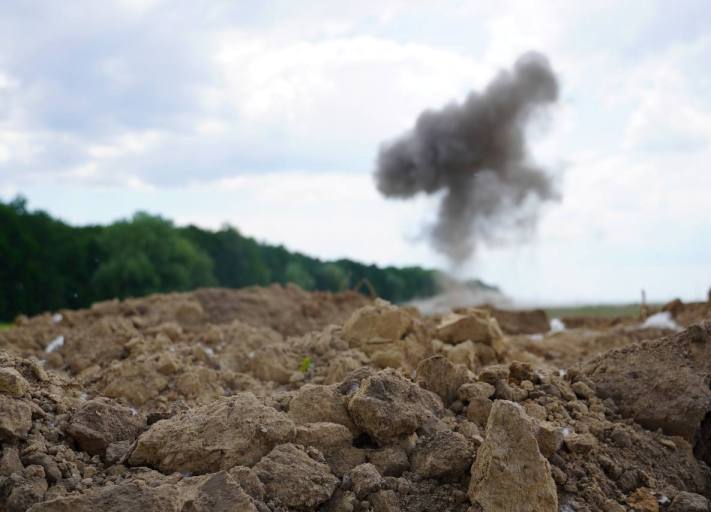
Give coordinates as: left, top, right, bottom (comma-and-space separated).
695, 410, 711, 467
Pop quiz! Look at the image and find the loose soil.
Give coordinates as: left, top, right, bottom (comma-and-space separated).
0, 285, 709, 511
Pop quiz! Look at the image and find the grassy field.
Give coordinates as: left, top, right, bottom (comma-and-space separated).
0, 322, 13, 331
544, 303, 659, 319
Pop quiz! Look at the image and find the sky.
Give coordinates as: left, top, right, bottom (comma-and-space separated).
1, 0, 711, 304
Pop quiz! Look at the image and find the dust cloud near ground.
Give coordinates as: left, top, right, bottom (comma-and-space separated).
0, 284, 710, 511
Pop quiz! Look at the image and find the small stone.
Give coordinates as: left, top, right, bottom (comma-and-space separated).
254, 443, 338, 509
296, 422, 352, 453
367, 447, 410, 477
509, 361, 535, 383
435, 309, 504, 349
289, 384, 357, 433
7, 464, 48, 512
564, 433, 597, 454
323, 489, 357, 512
326, 446, 367, 478
370, 489, 400, 512
0, 395, 33, 441
478, 364, 510, 385
495, 380, 527, 402
343, 300, 412, 348
465, 398, 493, 427
458, 382, 495, 402
347, 369, 443, 444
68, 398, 146, 458
659, 438, 677, 450
0, 367, 30, 397
187, 471, 258, 512
22, 453, 62, 484
415, 356, 471, 405
523, 402, 547, 421
349, 463, 383, 499
0, 446, 23, 476
572, 381, 596, 400
44, 484, 68, 501
105, 440, 132, 465
411, 430, 473, 480
227, 466, 265, 502
535, 421, 564, 458
669, 491, 710, 512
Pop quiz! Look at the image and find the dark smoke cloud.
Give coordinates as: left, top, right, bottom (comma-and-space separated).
375, 51, 560, 264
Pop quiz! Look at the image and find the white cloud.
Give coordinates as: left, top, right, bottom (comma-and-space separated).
206, 33, 487, 161
621, 36, 711, 153
0, 72, 19, 90
87, 130, 163, 160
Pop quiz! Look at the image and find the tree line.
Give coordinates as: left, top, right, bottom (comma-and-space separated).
0, 196, 498, 321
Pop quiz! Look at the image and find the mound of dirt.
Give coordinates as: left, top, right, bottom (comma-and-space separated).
584, 323, 711, 465
193, 285, 371, 336
662, 298, 711, 328
0, 286, 710, 511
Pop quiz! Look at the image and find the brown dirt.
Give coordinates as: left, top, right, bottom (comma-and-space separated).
0, 286, 710, 511
478, 305, 550, 335
663, 298, 711, 328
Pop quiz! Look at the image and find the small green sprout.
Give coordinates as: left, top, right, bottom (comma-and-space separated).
298, 356, 314, 374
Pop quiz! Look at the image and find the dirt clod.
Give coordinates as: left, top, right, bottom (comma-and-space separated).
254, 443, 338, 509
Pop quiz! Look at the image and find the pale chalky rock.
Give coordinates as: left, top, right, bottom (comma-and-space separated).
469, 400, 558, 512
435, 309, 504, 348
342, 299, 412, 352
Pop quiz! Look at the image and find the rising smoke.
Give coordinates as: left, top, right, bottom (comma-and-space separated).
375, 51, 560, 265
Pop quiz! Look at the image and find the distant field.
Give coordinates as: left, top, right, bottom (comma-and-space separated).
0, 322, 13, 331
544, 303, 658, 319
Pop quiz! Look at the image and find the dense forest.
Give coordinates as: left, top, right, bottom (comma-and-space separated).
0, 196, 497, 321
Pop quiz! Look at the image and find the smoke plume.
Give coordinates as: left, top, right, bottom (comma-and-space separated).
375, 51, 560, 264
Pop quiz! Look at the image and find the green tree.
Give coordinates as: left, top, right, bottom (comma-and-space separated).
0, 196, 104, 319
0, 196, 498, 322
284, 260, 315, 290
91, 213, 215, 299
314, 263, 348, 292
181, 225, 271, 287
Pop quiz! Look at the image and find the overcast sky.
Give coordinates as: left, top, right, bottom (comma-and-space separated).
1, 0, 710, 304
